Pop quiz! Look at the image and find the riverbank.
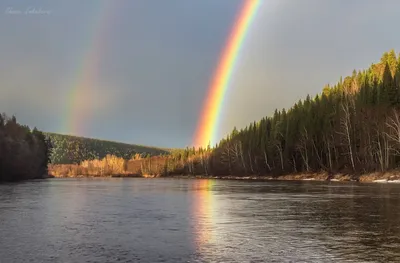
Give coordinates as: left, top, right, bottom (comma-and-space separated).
53, 173, 142, 178
172, 172, 400, 183
166, 173, 349, 182
49, 171, 400, 183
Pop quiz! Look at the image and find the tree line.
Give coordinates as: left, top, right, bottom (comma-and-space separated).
0, 114, 52, 181
50, 50, 400, 179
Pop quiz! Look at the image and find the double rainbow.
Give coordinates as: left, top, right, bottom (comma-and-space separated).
193, 0, 261, 148
62, 0, 115, 135
62, 1, 260, 144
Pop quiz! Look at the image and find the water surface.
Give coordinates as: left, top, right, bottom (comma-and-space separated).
0, 178, 399, 262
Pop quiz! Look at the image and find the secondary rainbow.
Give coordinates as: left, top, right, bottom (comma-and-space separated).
61, 1, 115, 135
193, 0, 261, 148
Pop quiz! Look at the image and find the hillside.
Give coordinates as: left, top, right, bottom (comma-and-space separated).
45, 132, 169, 164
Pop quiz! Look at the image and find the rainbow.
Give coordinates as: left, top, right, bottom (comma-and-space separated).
61, 1, 115, 135
193, 0, 261, 148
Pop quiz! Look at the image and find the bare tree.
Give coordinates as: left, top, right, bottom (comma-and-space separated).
311, 135, 328, 171
323, 134, 333, 171
374, 127, 390, 172
234, 140, 247, 174
263, 148, 272, 172
261, 138, 272, 172
385, 109, 400, 155
200, 151, 210, 176
275, 141, 284, 172
337, 98, 355, 171
220, 141, 234, 174
247, 149, 255, 174
296, 127, 310, 172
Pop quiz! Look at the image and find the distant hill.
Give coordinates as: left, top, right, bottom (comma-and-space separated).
44, 132, 170, 164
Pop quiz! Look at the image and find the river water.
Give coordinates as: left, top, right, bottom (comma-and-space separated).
0, 178, 399, 263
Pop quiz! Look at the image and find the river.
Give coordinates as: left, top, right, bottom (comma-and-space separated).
0, 178, 399, 262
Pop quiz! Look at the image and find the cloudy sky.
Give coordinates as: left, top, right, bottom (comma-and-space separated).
1, 0, 400, 148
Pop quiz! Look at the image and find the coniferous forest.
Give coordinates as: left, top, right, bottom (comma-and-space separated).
49, 50, 400, 180
207, 49, 400, 177
0, 114, 51, 181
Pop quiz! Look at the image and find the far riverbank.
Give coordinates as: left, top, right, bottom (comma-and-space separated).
50, 171, 400, 183
167, 172, 400, 183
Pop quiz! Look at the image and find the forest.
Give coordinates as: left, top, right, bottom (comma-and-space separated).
0, 114, 51, 181
45, 132, 169, 164
203, 49, 400, 178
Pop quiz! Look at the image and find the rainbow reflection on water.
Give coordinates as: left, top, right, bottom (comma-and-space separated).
191, 179, 216, 248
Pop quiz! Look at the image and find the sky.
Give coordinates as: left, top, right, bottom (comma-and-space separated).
0, 0, 400, 148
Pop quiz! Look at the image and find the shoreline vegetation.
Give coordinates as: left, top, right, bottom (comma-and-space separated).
49, 50, 400, 185
48, 154, 400, 183
49, 171, 400, 183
